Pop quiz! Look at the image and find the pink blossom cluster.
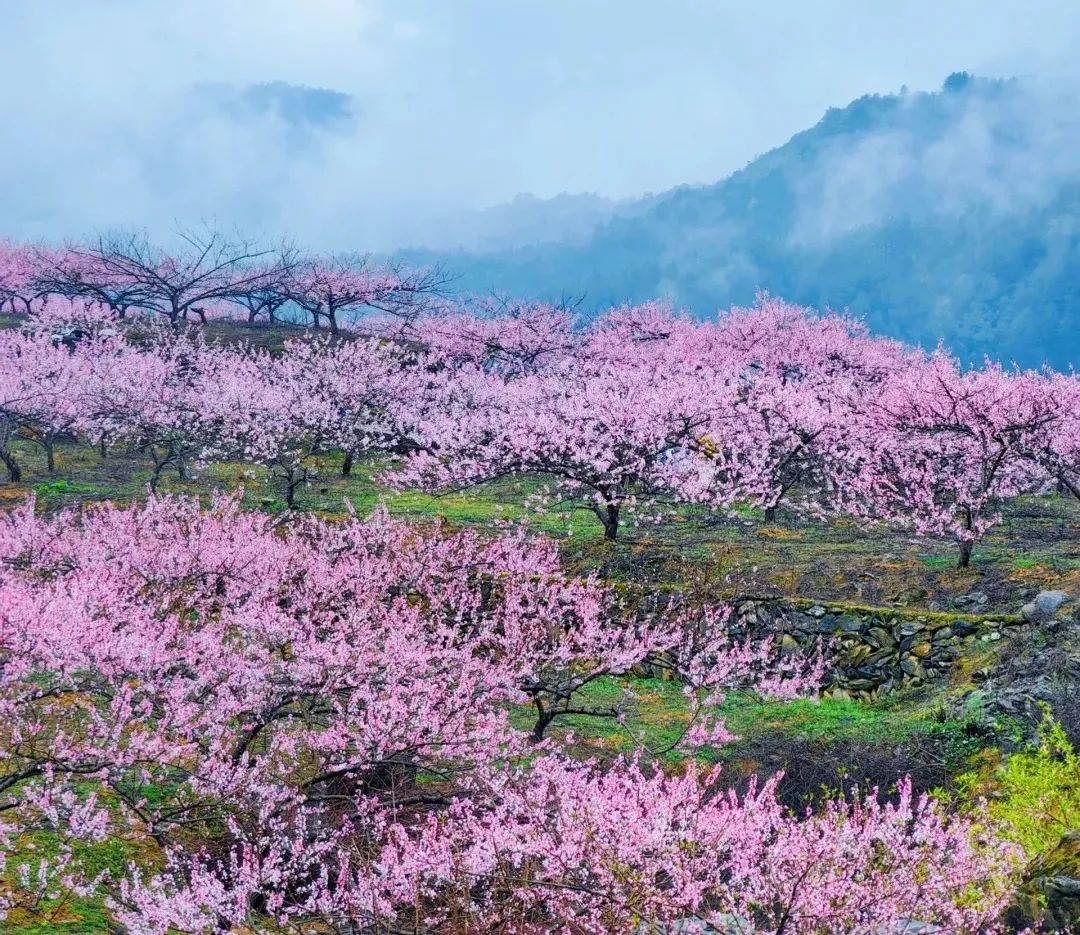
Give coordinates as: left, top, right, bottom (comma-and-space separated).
0, 495, 1019, 932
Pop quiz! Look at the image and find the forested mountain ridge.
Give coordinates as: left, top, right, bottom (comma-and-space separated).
402, 74, 1079, 368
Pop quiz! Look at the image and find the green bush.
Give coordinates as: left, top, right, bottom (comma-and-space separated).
957, 709, 1080, 860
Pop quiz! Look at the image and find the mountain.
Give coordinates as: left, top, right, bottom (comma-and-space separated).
401, 74, 1080, 369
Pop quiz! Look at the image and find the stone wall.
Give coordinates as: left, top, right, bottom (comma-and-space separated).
731, 597, 1026, 700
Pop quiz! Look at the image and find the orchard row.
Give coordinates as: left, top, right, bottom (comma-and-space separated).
2, 273, 1077, 564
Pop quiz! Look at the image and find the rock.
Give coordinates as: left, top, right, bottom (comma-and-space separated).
912, 641, 932, 658
1008, 831, 1080, 931
779, 633, 800, 654
1022, 590, 1071, 622
844, 644, 872, 664
866, 648, 895, 665
900, 656, 926, 678
896, 621, 925, 639
932, 627, 953, 641
952, 591, 989, 608
838, 615, 864, 633
866, 626, 894, 648
951, 611, 1080, 743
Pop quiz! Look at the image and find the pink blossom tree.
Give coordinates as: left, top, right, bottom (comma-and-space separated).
73, 228, 281, 327
286, 255, 441, 335
1020, 369, 1080, 500
76, 330, 230, 489
409, 297, 578, 374
839, 352, 1057, 566
696, 298, 921, 519
388, 306, 744, 540
0, 240, 42, 315
30, 245, 148, 320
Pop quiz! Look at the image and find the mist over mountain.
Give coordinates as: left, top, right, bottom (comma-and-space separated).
402, 74, 1080, 369
393, 192, 679, 253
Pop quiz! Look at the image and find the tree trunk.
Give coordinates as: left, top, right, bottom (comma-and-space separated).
530, 700, 555, 742
148, 446, 175, 494
957, 539, 973, 569
0, 450, 21, 483
99, 436, 107, 460
341, 451, 354, 477
957, 508, 974, 568
0, 416, 21, 483
45, 439, 55, 473
1059, 472, 1080, 501
281, 464, 306, 508
285, 476, 301, 508
595, 502, 620, 541
149, 460, 165, 494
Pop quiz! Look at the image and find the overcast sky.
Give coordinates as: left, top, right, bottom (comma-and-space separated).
2, 0, 1077, 249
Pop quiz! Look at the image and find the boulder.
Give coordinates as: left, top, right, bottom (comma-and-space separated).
1021, 590, 1071, 622
866, 626, 894, 648
779, 633, 800, 654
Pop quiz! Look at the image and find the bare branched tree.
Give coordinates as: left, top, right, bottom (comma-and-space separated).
75, 227, 278, 326
219, 244, 301, 325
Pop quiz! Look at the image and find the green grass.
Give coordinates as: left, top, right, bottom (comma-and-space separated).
1011, 550, 1080, 571
1, 828, 152, 934
5, 437, 1079, 614
918, 553, 957, 569
511, 675, 951, 764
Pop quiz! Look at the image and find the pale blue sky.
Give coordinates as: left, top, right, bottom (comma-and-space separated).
1, 0, 1076, 248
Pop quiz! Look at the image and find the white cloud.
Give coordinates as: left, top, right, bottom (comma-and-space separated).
1, 0, 1077, 250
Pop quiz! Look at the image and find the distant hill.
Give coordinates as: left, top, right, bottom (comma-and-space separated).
402, 74, 1080, 368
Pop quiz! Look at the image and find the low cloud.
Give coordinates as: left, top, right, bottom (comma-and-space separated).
790, 76, 1080, 245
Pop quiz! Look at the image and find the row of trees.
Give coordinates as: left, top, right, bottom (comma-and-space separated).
1, 290, 1077, 565
0, 493, 1020, 931
0, 233, 442, 332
